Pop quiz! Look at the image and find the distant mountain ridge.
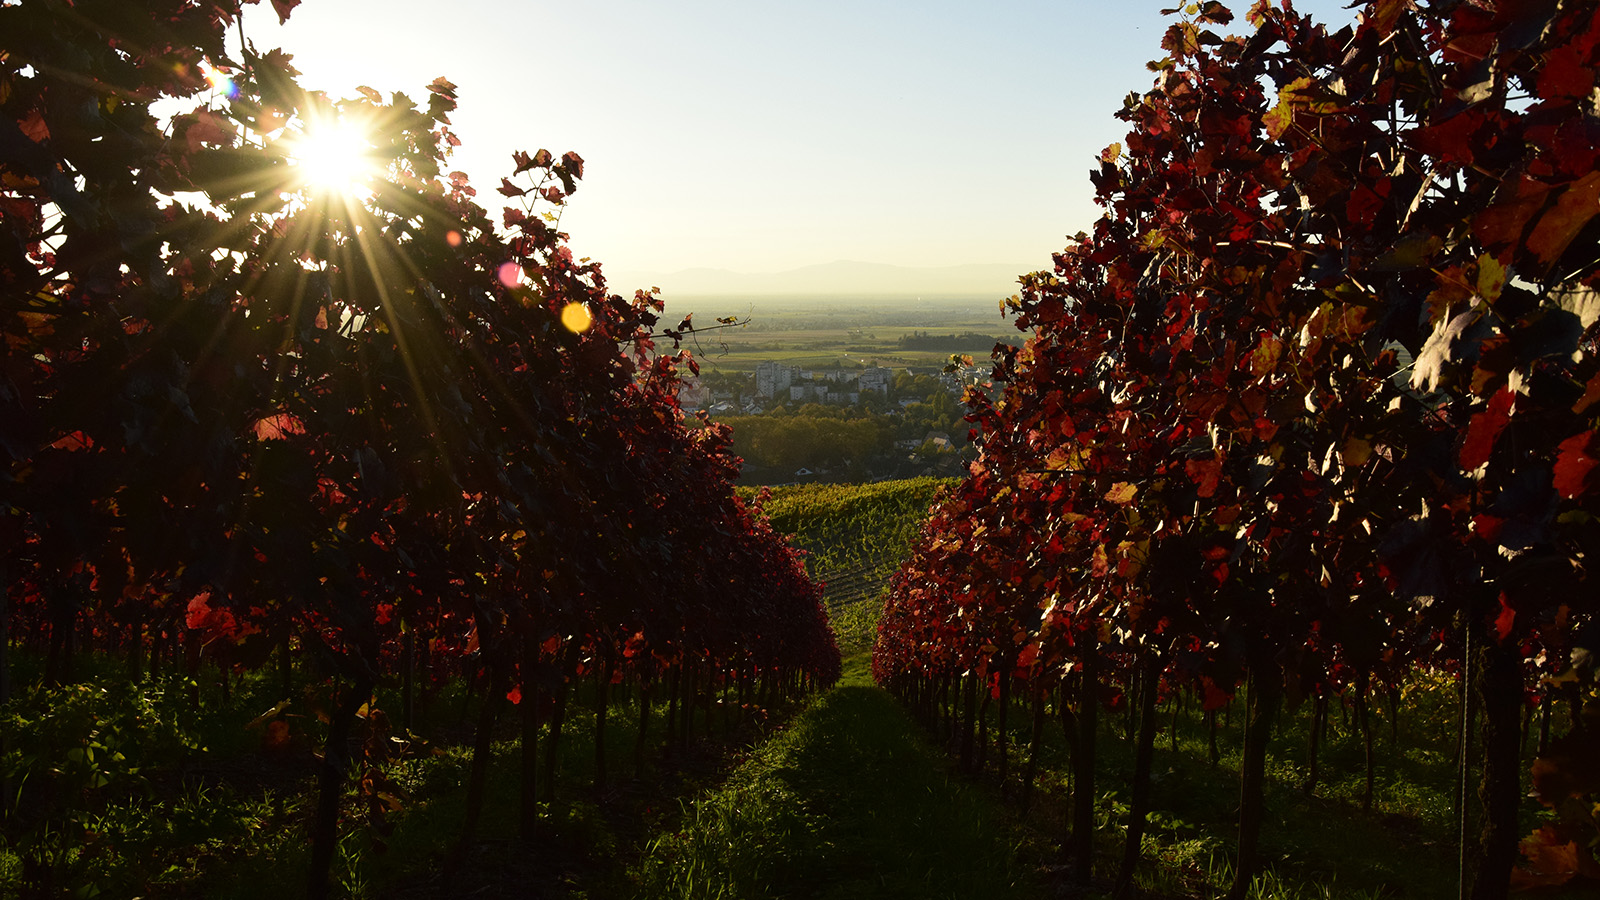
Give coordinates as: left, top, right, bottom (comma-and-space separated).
611, 260, 1032, 297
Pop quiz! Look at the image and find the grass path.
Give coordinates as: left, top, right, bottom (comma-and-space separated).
633, 655, 1042, 899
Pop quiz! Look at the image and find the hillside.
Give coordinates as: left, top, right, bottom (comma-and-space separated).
745, 478, 954, 651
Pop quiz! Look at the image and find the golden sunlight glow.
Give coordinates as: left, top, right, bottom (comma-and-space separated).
560, 302, 593, 333
287, 118, 377, 196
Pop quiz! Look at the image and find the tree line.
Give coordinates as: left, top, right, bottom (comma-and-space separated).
895, 331, 1022, 352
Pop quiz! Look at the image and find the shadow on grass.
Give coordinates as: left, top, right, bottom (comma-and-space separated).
634, 675, 1039, 900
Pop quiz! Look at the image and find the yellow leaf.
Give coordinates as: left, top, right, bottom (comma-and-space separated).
1105, 481, 1138, 505
1341, 437, 1373, 468
1476, 253, 1507, 302
1249, 333, 1283, 378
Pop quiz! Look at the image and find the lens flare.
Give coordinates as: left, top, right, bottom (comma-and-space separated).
497, 262, 523, 287
201, 61, 238, 99
561, 302, 593, 334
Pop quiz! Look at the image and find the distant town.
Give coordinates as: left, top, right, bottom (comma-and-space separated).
680, 360, 988, 485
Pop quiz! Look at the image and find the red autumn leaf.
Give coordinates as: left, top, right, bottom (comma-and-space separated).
186, 592, 240, 642
497, 178, 527, 198
1254, 416, 1279, 442
1553, 431, 1599, 498
505, 685, 522, 706
18, 109, 49, 144
1493, 592, 1516, 643
1345, 179, 1391, 229
1195, 1, 1233, 25
1408, 107, 1492, 166
1475, 172, 1600, 270
1509, 833, 1580, 890
1572, 372, 1600, 415
269, 0, 301, 23
264, 720, 292, 751
1185, 457, 1222, 497
48, 431, 95, 451
1015, 642, 1039, 670
185, 593, 215, 631
253, 413, 306, 441
622, 631, 646, 658
184, 109, 236, 153
1459, 387, 1514, 470
1526, 171, 1600, 269
1200, 677, 1233, 711
1537, 39, 1597, 101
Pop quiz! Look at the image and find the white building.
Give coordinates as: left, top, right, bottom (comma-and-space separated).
791, 383, 824, 403
755, 361, 799, 398
678, 379, 711, 409
859, 366, 891, 396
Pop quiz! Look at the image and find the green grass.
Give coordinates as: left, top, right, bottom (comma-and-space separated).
893, 670, 1600, 900
633, 655, 1041, 900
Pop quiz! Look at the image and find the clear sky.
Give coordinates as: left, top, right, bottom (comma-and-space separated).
250, 0, 1359, 291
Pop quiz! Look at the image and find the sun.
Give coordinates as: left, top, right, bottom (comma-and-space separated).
286, 117, 378, 196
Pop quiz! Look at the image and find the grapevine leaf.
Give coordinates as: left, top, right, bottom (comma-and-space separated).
1185, 457, 1222, 497
1510, 828, 1582, 890
1104, 481, 1138, 505
1527, 172, 1600, 270
1411, 307, 1483, 392
1459, 387, 1514, 471
270, 0, 301, 24
1493, 592, 1516, 644
1553, 432, 1598, 499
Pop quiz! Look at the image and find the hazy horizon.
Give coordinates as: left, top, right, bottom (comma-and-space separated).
608, 259, 1033, 298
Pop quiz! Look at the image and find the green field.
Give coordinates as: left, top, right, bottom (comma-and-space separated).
662, 295, 1023, 374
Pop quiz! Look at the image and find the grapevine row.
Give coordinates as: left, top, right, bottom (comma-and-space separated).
0, 2, 838, 895
873, 2, 1600, 898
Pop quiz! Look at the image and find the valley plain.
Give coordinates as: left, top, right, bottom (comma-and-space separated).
655, 293, 1026, 375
